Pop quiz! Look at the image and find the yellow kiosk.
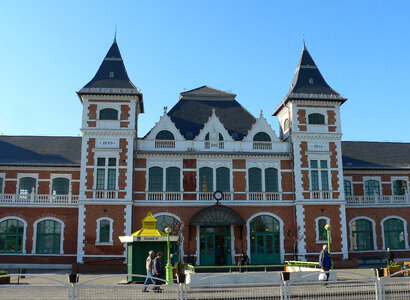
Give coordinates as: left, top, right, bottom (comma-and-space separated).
119, 212, 178, 282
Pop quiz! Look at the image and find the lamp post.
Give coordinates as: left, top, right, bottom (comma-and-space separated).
324, 224, 332, 254
164, 226, 172, 285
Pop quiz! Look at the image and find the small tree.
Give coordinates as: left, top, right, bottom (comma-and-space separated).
285, 222, 304, 261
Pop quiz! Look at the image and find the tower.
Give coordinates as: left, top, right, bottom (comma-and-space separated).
273, 42, 348, 260
75, 38, 144, 269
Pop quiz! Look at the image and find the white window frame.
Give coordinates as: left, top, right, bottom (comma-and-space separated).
391, 176, 409, 195
50, 174, 72, 195
381, 216, 409, 250
96, 217, 114, 245
94, 154, 120, 191
0, 173, 5, 194
32, 217, 65, 255
349, 216, 378, 252
309, 157, 331, 191
146, 160, 183, 192
315, 216, 331, 243
17, 173, 39, 194
343, 177, 353, 197
0, 216, 27, 254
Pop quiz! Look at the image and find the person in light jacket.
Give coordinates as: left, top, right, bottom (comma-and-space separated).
142, 250, 155, 292
319, 245, 331, 281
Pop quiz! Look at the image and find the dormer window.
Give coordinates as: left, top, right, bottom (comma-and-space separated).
109, 71, 114, 78
99, 108, 118, 120
309, 78, 314, 84
308, 113, 325, 125
155, 130, 175, 148
253, 132, 272, 150
204, 132, 224, 149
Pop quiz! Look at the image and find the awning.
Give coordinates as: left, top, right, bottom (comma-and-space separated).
190, 205, 245, 226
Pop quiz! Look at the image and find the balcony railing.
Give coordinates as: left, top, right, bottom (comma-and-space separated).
147, 192, 182, 201
311, 191, 332, 200
346, 195, 410, 206
0, 193, 78, 206
142, 192, 281, 201
155, 140, 175, 149
248, 192, 281, 201
93, 190, 118, 199
253, 141, 272, 150
204, 141, 225, 149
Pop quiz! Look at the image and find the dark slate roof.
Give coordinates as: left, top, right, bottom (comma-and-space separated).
0, 136, 81, 166
273, 43, 346, 116
167, 86, 256, 140
342, 141, 410, 170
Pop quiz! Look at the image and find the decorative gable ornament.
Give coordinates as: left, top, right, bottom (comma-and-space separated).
243, 109, 280, 142
195, 109, 234, 143
145, 107, 185, 141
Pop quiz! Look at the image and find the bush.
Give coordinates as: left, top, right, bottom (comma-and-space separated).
0, 271, 8, 275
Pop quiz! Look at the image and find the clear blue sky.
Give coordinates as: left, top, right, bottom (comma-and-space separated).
1, 1, 409, 142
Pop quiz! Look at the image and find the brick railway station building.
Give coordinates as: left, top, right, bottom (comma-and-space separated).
0, 38, 409, 272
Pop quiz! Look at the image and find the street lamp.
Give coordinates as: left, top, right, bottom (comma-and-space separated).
164, 226, 172, 285
324, 223, 332, 254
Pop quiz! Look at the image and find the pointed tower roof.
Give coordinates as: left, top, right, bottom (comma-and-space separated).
273, 43, 346, 116
77, 39, 143, 109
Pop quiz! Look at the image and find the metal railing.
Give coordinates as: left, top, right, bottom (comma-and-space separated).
93, 190, 118, 199
346, 194, 410, 206
0, 193, 78, 206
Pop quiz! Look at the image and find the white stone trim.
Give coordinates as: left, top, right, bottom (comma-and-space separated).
339, 204, 349, 259
391, 177, 409, 195
123, 204, 132, 259
315, 216, 330, 243
196, 225, 200, 266
32, 217, 65, 254
77, 204, 86, 263
0, 216, 27, 254
246, 212, 285, 263
17, 173, 39, 194
49, 174, 72, 195
363, 176, 382, 195
380, 216, 409, 250
96, 217, 114, 244
349, 216, 377, 251
295, 205, 306, 258
0, 173, 5, 194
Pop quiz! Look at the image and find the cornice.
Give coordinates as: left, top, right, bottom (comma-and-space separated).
291, 133, 342, 140
0, 166, 80, 171
134, 151, 292, 159
343, 169, 410, 174
81, 129, 136, 137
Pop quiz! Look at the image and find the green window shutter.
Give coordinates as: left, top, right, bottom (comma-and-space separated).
99, 220, 110, 243
318, 219, 327, 240
0, 219, 24, 253
36, 220, 61, 254
216, 167, 230, 192
107, 169, 116, 190
344, 180, 352, 196
199, 167, 213, 192
365, 180, 380, 196
265, 168, 278, 192
52, 178, 70, 195
352, 219, 374, 251
393, 180, 407, 195
149, 167, 163, 192
166, 167, 180, 192
311, 171, 319, 191
19, 177, 36, 194
384, 218, 405, 249
96, 169, 105, 190
249, 168, 262, 192
321, 171, 329, 191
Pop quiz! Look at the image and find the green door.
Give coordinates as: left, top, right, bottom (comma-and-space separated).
200, 226, 231, 265
250, 215, 281, 264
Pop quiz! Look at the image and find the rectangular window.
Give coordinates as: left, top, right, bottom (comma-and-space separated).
96, 157, 117, 190
310, 159, 329, 191
321, 171, 329, 191
107, 169, 116, 190
96, 169, 105, 190
311, 171, 319, 191
99, 220, 110, 243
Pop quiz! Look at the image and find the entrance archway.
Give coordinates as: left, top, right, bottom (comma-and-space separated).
190, 205, 244, 266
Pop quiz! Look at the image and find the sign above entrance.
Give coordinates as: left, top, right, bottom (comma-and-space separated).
119, 235, 178, 243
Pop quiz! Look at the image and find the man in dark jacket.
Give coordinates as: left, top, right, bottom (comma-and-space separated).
385, 248, 395, 266
319, 245, 332, 281
152, 252, 164, 292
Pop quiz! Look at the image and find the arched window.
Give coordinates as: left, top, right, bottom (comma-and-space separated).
351, 219, 374, 251
96, 217, 113, 244
205, 133, 224, 141
99, 108, 118, 120
155, 214, 182, 262
383, 218, 405, 249
283, 119, 290, 132
149, 167, 163, 192
317, 218, 328, 241
249, 215, 280, 264
216, 167, 230, 192
265, 168, 278, 192
19, 177, 36, 194
199, 167, 213, 192
36, 219, 62, 254
308, 113, 325, 124
52, 178, 70, 195
365, 180, 380, 196
156, 130, 175, 140
344, 180, 352, 196
253, 132, 271, 142
393, 180, 407, 195
166, 167, 180, 192
249, 168, 262, 192
0, 218, 24, 253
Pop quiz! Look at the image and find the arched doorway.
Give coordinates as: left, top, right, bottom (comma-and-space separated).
249, 215, 281, 264
190, 205, 244, 266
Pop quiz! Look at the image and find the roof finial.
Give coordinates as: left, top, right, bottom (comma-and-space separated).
259, 109, 263, 117
303, 33, 306, 50
163, 106, 168, 115
114, 25, 117, 43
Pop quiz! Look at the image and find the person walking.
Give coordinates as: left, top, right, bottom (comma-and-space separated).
319, 245, 332, 282
153, 252, 164, 292
385, 247, 395, 266
142, 250, 155, 292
